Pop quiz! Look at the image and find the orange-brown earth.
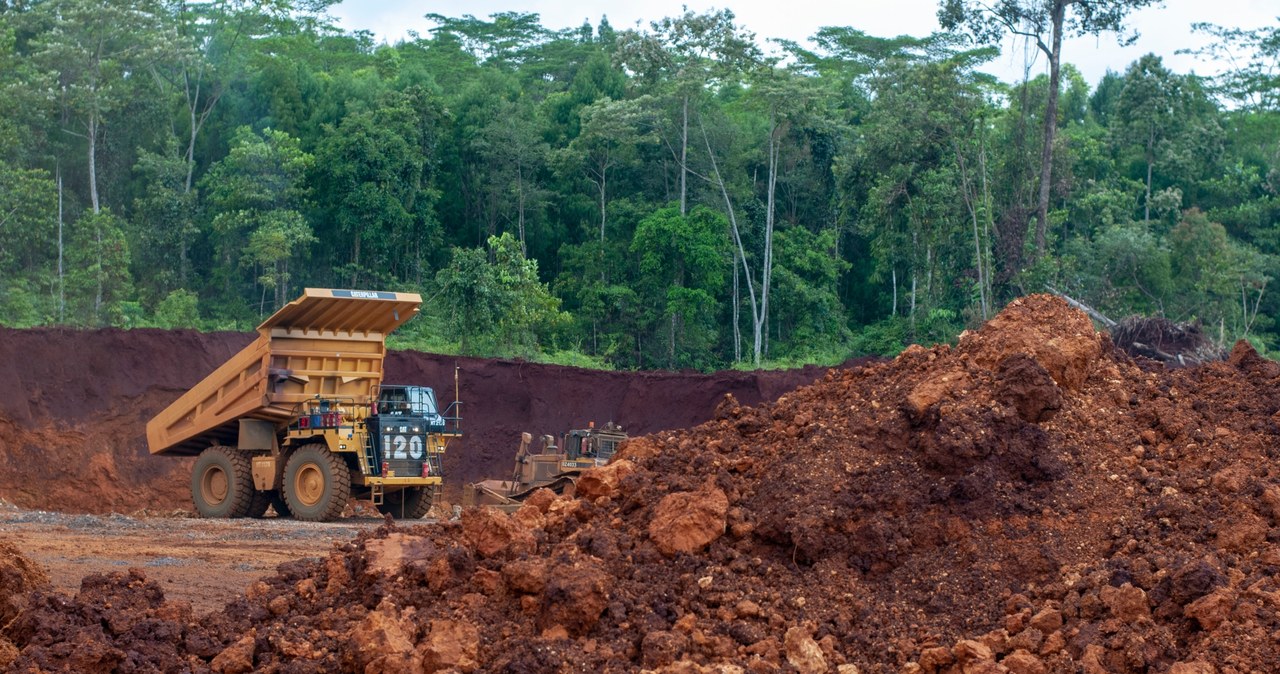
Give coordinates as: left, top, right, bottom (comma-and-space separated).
0, 328, 844, 513
4, 294, 1280, 673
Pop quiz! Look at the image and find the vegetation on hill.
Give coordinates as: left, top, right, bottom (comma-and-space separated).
1, 1, 1277, 369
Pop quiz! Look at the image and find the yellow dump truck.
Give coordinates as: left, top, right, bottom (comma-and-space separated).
146, 288, 461, 521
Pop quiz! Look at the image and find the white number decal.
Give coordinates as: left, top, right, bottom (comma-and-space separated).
392, 435, 408, 459
409, 435, 424, 459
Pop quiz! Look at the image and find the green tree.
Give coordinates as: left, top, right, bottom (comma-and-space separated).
766, 226, 852, 360
631, 205, 728, 368
65, 209, 133, 326
32, 0, 179, 214
424, 12, 548, 69
152, 288, 200, 328
473, 97, 550, 255
1186, 21, 1280, 111
561, 97, 656, 243
131, 138, 197, 302
1113, 54, 1224, 222
840, 50, 992, 340
939, 0, 1162, 258
435, 232, 567, 356
312, 95, 430, 285
0, 163, 57, 325
200, 126, 312, 314
616, 8, 761, 216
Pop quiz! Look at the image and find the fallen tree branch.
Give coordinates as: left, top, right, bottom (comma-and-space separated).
1044, 286, 1117, 327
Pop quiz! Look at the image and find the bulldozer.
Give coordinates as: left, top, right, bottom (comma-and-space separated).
465, 422, 627, 511
146, 288, 462, 521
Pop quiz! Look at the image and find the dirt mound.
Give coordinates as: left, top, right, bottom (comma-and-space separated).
8, 293, 1280, 672
0, 542, 47, 669
0, 327, 849, 513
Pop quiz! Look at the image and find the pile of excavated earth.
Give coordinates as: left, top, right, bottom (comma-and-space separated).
4, 294, 1280, 673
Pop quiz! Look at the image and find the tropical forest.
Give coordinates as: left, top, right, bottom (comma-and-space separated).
1, 0, 1278, 371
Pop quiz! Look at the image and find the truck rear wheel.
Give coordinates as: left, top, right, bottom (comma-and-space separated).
282, 444, 350, 522
247, 490, 291, 518
192, 446, 254, 518
377, 486, 434, 519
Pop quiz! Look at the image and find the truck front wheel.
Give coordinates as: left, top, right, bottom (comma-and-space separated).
192, 446, 254, 518
377, 486, 434, 519
282, 444, 350, 522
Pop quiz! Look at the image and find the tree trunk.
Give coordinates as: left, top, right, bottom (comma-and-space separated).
680, 95, 688, 216
351, 234, 361, 286
757, 121, 780, 366
88, 111, 100, 214
184, 70, 200, 193
94, 222, 103, 324
701, 118, 762, 366
517, 163, 527, 255
892, 267, 898, 316
668, 313, 676, 369
1034, 1, 1066, 259
910, 271, 918, 335
1152, 131, 1162, 223
732, 256, 741, 363
57, 167, 65, 322
599, 169, 607, 243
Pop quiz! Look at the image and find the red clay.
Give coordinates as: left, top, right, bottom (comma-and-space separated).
0, 327, 851, 513
6, 295, 1280, 672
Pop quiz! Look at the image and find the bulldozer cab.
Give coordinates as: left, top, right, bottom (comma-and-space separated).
563, 422, 626, 461
464, 423, 628, 510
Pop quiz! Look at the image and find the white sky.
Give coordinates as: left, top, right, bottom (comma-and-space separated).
329, 0, 1278, 86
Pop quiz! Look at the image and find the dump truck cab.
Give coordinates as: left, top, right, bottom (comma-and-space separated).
147, 288, 461, 521
365, 385, 453, 479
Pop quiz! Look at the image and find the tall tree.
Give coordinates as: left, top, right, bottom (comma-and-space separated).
312, 91, 436, 285
424, 12, 548, 70
33, 0, 178, 214
200, 126, 312, 313
616, 9, 760, 216
474, 98, 550, 255
1113, 54, 1223, 222
562, 97, 655, 243
1113, 54, 1185, 222
938, 0, 1162, 259
631, 205, 727, 368
1186, 21, 1280, 111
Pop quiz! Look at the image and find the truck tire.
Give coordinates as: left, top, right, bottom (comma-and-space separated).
377, 486, 434, 519
191, 446, 255, 518
247, 491, 291, 518
282, 444, 350, 522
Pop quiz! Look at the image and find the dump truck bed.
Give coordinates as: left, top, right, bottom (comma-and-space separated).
146, 289, 421, 456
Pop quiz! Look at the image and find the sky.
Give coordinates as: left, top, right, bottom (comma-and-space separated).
329, 0, 1277, 86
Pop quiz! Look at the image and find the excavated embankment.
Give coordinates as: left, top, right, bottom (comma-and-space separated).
0, 328, 845, 513
4, 294, 1279, 673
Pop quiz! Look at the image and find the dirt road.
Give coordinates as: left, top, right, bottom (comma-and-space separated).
0, 501, 389, 614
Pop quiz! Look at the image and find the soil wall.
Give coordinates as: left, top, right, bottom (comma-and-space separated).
0, 328, 846, 513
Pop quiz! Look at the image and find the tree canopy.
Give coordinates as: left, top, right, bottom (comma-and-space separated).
1, 3, 1279, 368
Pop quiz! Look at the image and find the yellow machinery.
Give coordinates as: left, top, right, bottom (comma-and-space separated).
466, 423, 626, 511
147, 288, 461, 521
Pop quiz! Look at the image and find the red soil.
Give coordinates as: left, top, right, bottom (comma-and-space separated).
5, 294, 1280, 672
0, 328, 847, 513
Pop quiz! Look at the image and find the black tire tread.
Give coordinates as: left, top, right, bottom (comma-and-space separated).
282, 444, 350, 522
377, 486, 434, 519
192, 446, 255, 518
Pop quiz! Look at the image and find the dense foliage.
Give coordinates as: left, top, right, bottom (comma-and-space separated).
1, 1, 1278, 369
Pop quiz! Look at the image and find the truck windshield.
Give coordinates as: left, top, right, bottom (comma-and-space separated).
378, 386, 445, 429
